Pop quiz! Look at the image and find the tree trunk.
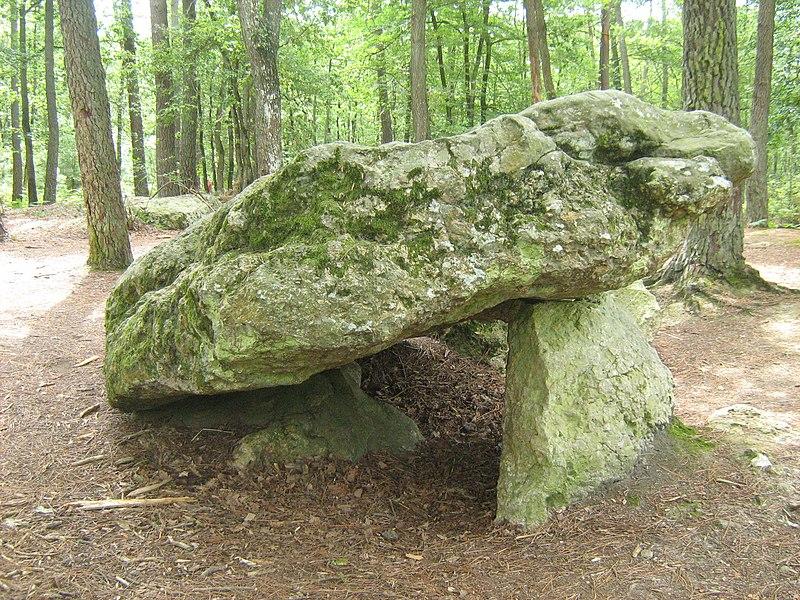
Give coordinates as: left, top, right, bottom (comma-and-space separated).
479, 39, 491, 123
198, 90, 209, 191
115, 0, 149, 196
745, 0, 775, 225
59, 0, 132, 269
598, 4, 611, 90
461, 6, 471, 125
660, 0, 668, 106
213, 91, 225, 192
657, 0, 762, 292
376, 37, 394, 144
523, 0, 542, 103
236, 0, 282, 175
410, 0, 429, 141
43, 0, 59, 204
178, 0, 199, 190
9, 0, 24, 204
150, 0, 180, 196
615, 2, 632, 94
430, 10, 452, 126
532, 0, 555, 100
19, 0, 38, 205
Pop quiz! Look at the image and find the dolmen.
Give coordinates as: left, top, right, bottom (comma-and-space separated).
104, 90, 754, 528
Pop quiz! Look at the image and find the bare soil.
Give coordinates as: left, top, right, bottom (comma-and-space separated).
1, 207, 798, 599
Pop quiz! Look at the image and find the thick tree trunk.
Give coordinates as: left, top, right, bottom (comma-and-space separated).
43, 0, 59, 204
19, 0, 38, 205
115, 0, 149, 196
657, 0, 764, 292
598, 4, 611, 90
532, 0, 555, 100
10, 0, 24, 204
746, 0, 775, 225
410, 0, 429, 141
236, 0, 282, 175
430, 10, 452, 126
59, 0, 132, 269
523, 0, 542, 103
178, 0, 199, 190
615, 2, 632, 94
150, 0, 180, 196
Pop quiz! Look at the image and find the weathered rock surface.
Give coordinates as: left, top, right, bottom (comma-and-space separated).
105, 90, 753, 409
496, 291, 674, 527
126, 194, 220, 230
146, 363, 421, 466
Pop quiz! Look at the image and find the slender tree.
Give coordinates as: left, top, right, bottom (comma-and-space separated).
524, 0, 542, 103
532, 0, 555, 99
410, 0, 429, 141
43, 0, 59, 204
599, 3, 611, 90
657, 0, 763, 291
660, 0, 669, 106
150, 0, 180, 196
430, 10, 452, 126
59, 0, 132, 269
746, 0, 776, 225
375, 29, 394, 144
236, 0, 283, 175
179, 0, 199, 189
115, 0, 149, 196
9, 0, 24, 204
19, 0, 38, 205
615, 2, 632, 94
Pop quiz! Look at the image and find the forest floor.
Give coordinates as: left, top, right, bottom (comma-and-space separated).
1, 206, 799, 600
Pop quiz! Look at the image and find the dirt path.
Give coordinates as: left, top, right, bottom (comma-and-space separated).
1, 212, 798, 599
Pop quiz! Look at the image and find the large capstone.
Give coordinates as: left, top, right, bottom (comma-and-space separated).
496, 291, 674, 528
105, 90, 753, 409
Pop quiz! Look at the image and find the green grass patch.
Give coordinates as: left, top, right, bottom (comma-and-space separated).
667, 418, 715, 453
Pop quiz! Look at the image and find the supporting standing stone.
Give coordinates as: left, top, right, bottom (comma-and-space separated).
496, 292, 674, 528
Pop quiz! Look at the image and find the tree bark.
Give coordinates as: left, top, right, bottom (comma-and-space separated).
43, 0, 59, 204
615, 1, 632, 94
9, 0, 24, 204
19, 0, 38, 205
115, 0, 149, 196
479, 38, 491, 123
376, 46, 394, 143
745, 0, 775, 225
410, 0, 430, 141
657, 0, 763, 292
461, 6, 471, 125
598, 4, 611, 90
532, 0, 555, 100
213, 90, 225, 192
660, 0, 668, 106
178, 0, 199, 190
429, 10, 453, 126
150, 0, 180, 196
236, 0, 282, 175
59, 0, 132, 269
524, 0, 542, 103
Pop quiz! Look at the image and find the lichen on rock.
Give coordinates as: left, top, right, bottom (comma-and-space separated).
126, 194, 221, 230
105, 90, 753, 409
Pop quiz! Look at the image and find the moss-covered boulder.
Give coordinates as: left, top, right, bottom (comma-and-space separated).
496, 291, 674, 528
105, 90, 752, 409
126, 194, 220, 230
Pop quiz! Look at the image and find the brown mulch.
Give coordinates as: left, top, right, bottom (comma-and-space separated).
0, 214, 798, 599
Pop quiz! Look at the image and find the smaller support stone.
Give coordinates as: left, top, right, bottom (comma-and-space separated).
149, 364, 421, 468
496, 292, 674, 528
